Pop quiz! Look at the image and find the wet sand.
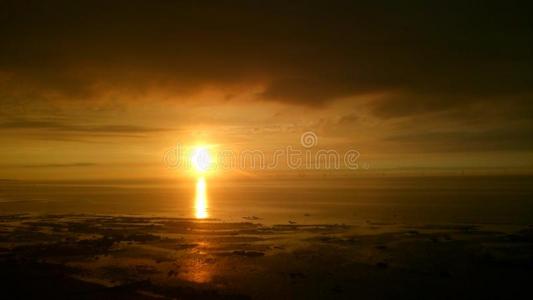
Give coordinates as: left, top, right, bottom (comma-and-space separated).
1, 214, 532, 299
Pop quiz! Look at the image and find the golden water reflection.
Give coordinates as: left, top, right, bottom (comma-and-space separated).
195, 176, 208, 219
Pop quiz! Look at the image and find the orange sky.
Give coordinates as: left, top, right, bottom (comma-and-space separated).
1, 1, 532, 180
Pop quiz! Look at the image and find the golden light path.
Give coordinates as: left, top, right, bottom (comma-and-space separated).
195, 176, 208, 219
191, 146, 211, 219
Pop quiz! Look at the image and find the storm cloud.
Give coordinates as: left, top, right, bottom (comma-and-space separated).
0, 1, 531, 118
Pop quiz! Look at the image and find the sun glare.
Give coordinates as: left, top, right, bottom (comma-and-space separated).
191, 146, 211, 174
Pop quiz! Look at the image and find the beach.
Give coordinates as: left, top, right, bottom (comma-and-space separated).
1, 176, 532, 299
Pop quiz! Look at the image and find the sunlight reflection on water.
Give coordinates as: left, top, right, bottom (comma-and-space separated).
195, 176, 208, 219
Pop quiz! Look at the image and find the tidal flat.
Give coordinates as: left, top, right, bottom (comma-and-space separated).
1, 214, 532, 299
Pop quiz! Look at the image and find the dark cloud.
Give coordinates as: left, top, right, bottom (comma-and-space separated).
0, 120, 169, 134
384, 127, 533, 152
0, 0, 532, 119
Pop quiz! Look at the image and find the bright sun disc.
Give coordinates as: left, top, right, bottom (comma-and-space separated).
191, 147, 211, 173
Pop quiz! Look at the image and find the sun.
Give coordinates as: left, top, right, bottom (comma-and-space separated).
191, 146, 211, 174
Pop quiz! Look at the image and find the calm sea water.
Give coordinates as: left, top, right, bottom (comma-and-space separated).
1, 176, 532, 226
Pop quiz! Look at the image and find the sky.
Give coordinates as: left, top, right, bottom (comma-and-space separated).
0, 1, 532, 180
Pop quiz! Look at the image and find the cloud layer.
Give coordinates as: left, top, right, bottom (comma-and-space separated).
0, 1, 532, 180
1, 1, 532, 117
